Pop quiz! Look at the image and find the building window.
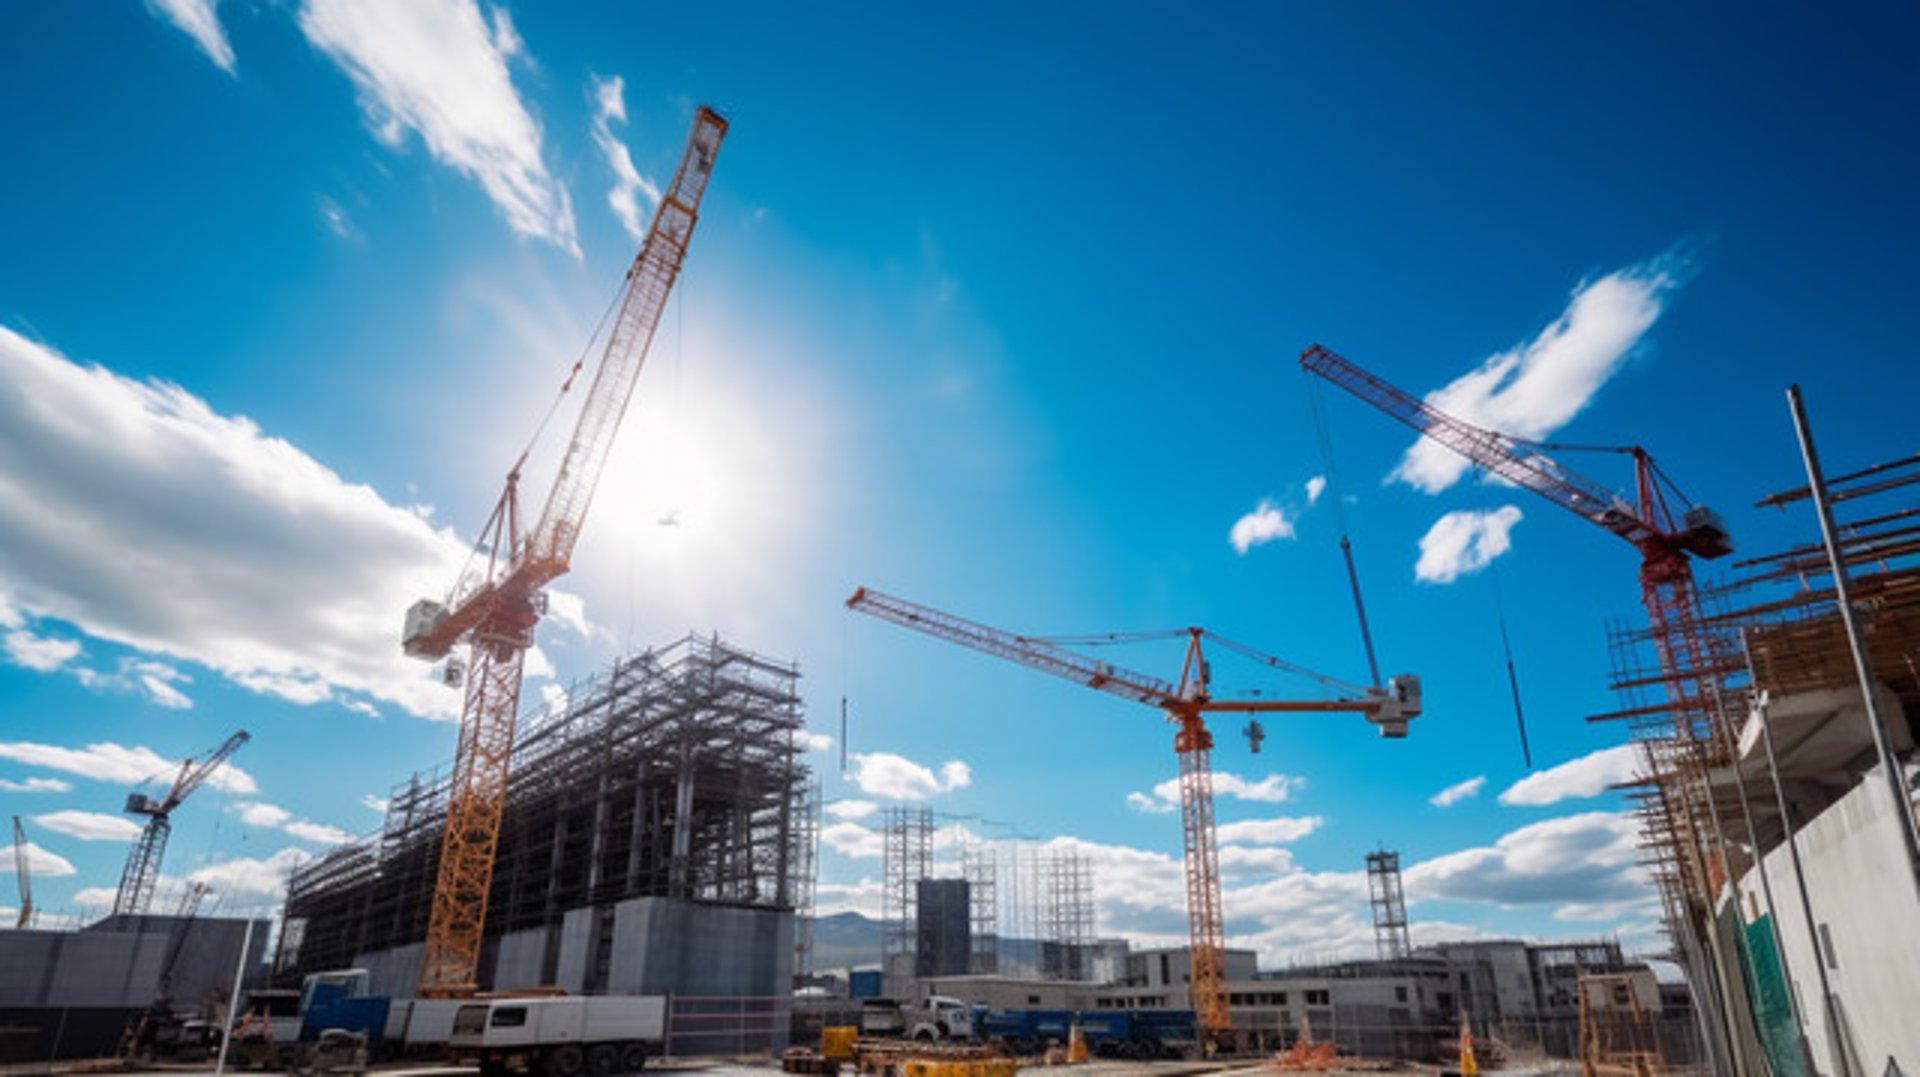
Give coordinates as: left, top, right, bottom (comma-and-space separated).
1305, 990, 1329, 1006
1160, 953, 1170, 986
1027, 995, 1040, 1005
1395, 986, 1407, 1004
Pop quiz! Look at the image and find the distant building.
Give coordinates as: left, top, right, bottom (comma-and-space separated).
914, 879, 970, 978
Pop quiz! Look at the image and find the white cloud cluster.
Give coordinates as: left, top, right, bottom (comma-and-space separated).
1406, 810, 1649, 912
1392, 258, 1681, 494
1414, 506, 1523, 583
1128, 771, 1301, 814
820, 821, 883, 859
236, 801, 354, 846
826, 799, 878, 821
1229, 500, 1294, 555
0, 842, 76, 878
0, 739, 257, 794
4, 629, 81, 672
360, 794, 389, 814
187, 846, 315, 900
0, 777, 72, 794
0, 329, 463, 718
148, 0, 236, 72
848, 752, 971, 801
297, 0, 579, 251
33, 810, 143, 842
588, 74, 663, 244
1429, 775, 1486, 807
1304, 476, 1327, 505
1215, 816, 1323, 844
1499, 744, 1642, 806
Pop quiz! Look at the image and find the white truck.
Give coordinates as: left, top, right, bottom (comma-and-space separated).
858, 995, 974, 1043
450, 996, 666, 1077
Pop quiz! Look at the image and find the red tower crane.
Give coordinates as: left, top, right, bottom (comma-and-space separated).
1299, 343, 1738, 990
112, 729, 250, 917
846, 586, 1421, 1045
401, 107, 727, 997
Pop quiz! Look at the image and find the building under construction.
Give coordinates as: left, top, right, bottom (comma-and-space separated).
1598, 450, 1920, 1072
278, 634, 814, 1003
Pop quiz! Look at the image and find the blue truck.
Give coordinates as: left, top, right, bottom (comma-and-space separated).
976, 1009, 1195, 1059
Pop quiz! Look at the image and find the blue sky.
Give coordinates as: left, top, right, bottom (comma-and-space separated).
2, 1, 1916, 965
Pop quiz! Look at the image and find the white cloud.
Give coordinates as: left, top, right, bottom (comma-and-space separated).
544, 589, 592, 639
1499, 744, 1642, 806
0, 329, 463, 718
360, 794, 389, 814
825, 799, 877, 821
1392, 258, 1681, 494
820, 821, 883, 859
588, 74, 662, 244
1405, 810, 1649, 914
0, 842, 76, 878
523, 644, 556, 681
148, 0, 236, 72
0, 777, 72, 794
1125, 791, 1176, 814
537, 682, 569, 718
1129, 771, 1302, 814
1429, 775, 1487, 808
33, 810, 143, 842
798, 731, 835, 753
4, 629, 81, 672
0, 739, 257, 794
813, 875, 883, 919
848, 752, 971, 800
1216, 816, 1323, 845
1414, 506, 1523, 583
188, 847, 315, 900
72, 886, 119, 909
236, 802, 292, 828
342, 699, 379, 718
317, 195, 356, 240
297, 0, 578, 251
1229, 500, 1294, 555
1305, 476, 1327, 505
285, 820, 352, 845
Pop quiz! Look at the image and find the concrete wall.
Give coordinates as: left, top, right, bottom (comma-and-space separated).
493, 927, 548, 990
606, 897, 792, 997
350, 941, 421, 1000
1736, 766, 1920, 1074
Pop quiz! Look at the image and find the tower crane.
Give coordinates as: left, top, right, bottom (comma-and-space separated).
1299, 342, 1732, 745
1299, 344, 1745, 1058
399, 106, 727, 998
112, 730, 250, 918
12, 815, 32, 929
846, 586, 1421, 1045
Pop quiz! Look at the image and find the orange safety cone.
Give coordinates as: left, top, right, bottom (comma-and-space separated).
1458, 1013, 1479, 1077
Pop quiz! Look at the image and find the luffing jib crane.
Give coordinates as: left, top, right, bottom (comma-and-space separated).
400, 106, 728, 998
112, 729, 250, 917
846, 586, 1421, 1046
1299, 343, 1730, 701
12, 815, 31, 930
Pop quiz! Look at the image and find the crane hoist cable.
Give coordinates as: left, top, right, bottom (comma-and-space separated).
1307, 372, 1383, 688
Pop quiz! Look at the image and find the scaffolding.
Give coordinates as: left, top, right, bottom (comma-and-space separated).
1041, 846, 1094, 980
881, 805, 933, 977
280, 634, 810, 979
963, 843, 998, 974
1365, 849, 1411, 962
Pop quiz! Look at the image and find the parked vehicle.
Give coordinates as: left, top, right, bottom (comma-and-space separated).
857, 996, 974, 1043
449, 996, 666, 1077
977, 1008, 1194, 1059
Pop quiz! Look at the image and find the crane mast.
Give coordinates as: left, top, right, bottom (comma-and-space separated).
402, 107, 727, 998
847, 586, 1420, 1045
112, 730, 249, 917
12, 816, 31, 930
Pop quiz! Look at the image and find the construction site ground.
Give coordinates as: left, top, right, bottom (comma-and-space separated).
12, 1061, 1586, 1077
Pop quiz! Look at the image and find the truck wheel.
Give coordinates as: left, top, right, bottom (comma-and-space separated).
546, 1044, 586, 1077
618, 1043, 647, 1072
587, 1043, 619, 1077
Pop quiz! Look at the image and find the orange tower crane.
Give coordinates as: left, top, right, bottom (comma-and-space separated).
845, 586, 1421, 1045
401, 107, 727, 997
